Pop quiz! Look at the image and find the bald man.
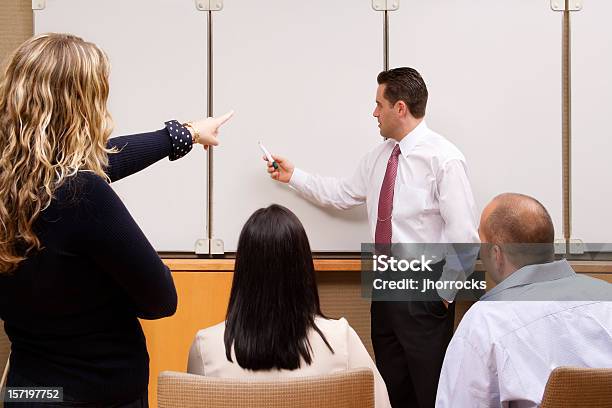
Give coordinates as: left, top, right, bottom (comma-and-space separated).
436, 193, 612, 408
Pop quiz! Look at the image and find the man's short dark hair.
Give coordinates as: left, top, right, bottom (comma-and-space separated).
482, 193, 555, 267
377, 67, 428, 118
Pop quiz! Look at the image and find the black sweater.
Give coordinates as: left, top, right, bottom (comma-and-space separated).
0, 122, 192, 404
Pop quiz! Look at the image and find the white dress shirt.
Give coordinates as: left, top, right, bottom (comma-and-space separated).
289, 121, 479, 246
289, 121, 479, 299
436, 260, 612, 408
188, 316, 391, 408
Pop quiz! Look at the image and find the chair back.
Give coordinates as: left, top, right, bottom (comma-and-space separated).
540, 366, 612, 408
158, 368, 374, 408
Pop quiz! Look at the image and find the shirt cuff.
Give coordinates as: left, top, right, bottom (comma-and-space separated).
288, 167, 309, 190
165, 120, 193, 161
437, 288, 455, 303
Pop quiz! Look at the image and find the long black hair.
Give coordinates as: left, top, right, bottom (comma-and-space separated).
224, 204, 333, 371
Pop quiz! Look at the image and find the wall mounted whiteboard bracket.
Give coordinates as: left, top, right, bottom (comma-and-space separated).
196, 0, 223, 11
372, 0, 399, 12
195, 238, 224, 255
32, 0, 46, 10
554, 238, 585, 255
551, 0, 582, 12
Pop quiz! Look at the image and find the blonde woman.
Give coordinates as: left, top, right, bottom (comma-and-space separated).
0, 33, 232, 407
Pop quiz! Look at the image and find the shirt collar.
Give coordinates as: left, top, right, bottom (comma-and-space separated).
481, 259, 576, 300
397, 120, 429, 158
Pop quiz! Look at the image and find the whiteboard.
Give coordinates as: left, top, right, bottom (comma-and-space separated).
36, 0, 610, 252
572, 1, 612, 243
390, 0, 563, 237
213, 0, 378, 251
35, 0, 209, 251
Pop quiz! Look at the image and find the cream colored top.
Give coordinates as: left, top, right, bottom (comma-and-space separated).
188, 316, 391, 408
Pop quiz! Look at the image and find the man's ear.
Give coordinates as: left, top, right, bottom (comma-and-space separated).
395, 100, 408, 117
493, 244, 504, 273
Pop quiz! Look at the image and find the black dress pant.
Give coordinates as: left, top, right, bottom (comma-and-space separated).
371, 298, 455, 408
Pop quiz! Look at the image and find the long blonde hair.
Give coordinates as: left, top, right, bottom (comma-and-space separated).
0, 33, 115, 273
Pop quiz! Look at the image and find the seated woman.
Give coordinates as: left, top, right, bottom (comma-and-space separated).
188, 204, 391, 408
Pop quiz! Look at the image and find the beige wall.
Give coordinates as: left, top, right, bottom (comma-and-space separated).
0, 0, 32, 64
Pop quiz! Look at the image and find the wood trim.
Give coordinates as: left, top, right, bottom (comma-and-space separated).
163, 259, 612, 274
163, 259, 236, 271
162, 259, 364, 272
564, 262, 612, 274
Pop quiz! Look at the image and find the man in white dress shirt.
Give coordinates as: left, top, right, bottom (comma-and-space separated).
266, 67, 479, 408
436, 193, 612, 408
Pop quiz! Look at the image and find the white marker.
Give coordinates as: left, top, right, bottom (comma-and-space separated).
259, 142, 278, 169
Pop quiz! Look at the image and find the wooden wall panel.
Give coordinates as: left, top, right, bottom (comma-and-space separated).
140, 272, 233, 408
317, 272, 373, 356
1, 256, 610, 408
140, 270, 374, 407
0, 0, 32, 65
0, 320, 9, 387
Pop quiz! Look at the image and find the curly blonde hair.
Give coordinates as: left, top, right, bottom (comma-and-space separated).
0, 33, 115, 273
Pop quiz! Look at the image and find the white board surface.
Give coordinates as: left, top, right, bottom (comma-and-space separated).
213, 0, 379, 251
35, 0, 209, 251
390, 0, 563, 237
572, 1, 612, 243
35, 0, 610, 252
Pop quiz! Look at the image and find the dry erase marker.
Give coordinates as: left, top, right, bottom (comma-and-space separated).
259, 142, 278, 169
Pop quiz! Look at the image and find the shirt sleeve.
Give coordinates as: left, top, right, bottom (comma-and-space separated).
106, 120, 193, 182
346, 325, 392, 408
187, 335, 206, 376
437, 159, 480, 301
77, 173, 177, 320
288, 154, 370, 210
438, 159, 479, 244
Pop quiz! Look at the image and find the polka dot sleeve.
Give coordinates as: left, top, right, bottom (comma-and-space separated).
165, 120, 194, 161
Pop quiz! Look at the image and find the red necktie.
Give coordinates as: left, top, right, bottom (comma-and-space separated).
375, 144, 401, 245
